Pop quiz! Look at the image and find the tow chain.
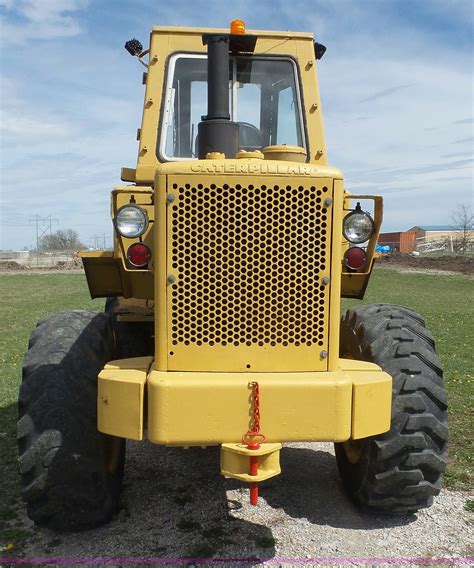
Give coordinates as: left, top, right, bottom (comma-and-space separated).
242, 381, 266, 506
245, 381, 261, 438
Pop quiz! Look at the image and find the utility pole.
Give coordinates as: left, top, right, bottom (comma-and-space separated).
92, 233, 108, 249
29, 215, 59, 267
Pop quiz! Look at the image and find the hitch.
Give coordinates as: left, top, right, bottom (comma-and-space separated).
220, 381, 281, 505
220, 441, 282, 504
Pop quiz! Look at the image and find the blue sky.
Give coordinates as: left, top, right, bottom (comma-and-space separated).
0, 0, 472, 250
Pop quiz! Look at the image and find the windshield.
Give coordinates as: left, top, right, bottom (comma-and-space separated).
159, 55, 305, 160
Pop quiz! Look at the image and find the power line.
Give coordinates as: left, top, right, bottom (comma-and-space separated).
91, 233, 111, 250
29, 215, 59, 266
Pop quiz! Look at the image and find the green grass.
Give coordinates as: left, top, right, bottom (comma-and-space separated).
0, 268, 472, 548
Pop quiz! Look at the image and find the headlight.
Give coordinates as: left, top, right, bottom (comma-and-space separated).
343, 206, 375, 244
115, 205, 148, 238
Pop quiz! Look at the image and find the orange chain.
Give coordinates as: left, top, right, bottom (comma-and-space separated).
243, 381, 265, 445
248, 381, 260, 434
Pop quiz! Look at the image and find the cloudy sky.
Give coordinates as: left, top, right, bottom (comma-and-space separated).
0, 0, 472, 250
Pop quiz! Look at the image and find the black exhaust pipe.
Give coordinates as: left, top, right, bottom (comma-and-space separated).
197, 34, 239, 159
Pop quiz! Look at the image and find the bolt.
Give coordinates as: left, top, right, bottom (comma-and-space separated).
324, 198, 332, 207
167, 275, 176, 284
320, 350, 328, 359
310, 102, 318, 112
321, 276, 330, 285
166, 194, 175, 203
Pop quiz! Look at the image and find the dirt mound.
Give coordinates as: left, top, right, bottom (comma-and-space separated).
55, 257, 83, 270
0, 260, 25, 271
377, 253, 473, 274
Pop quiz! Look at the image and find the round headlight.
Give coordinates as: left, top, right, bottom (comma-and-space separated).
115, 205, 148, 238
343, 210, 374, 244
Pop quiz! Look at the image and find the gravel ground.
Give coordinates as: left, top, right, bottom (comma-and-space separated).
11, 442, 473, 566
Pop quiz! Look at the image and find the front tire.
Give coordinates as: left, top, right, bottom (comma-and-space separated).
335, 304, 448, 514
18, 310, 125, 530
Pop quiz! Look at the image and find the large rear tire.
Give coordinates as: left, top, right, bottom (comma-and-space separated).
18, 310, 125, 530
335, 303, 448, 514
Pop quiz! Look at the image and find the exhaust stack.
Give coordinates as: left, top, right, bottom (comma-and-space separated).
197, 34, 239, 159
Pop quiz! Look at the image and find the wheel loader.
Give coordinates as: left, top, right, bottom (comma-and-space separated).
18, 21, 448, 530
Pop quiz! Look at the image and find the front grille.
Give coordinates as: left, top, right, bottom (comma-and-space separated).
169, 179, 330, 351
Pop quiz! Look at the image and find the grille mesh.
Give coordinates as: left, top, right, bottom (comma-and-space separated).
170, 181, 330, 348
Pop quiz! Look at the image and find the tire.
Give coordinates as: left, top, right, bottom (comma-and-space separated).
105, 297, 154, 358
335, 303, 448, 514
18, 310, 125, 530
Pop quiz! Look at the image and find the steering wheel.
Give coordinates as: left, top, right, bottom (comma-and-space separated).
238, 122, 263, 151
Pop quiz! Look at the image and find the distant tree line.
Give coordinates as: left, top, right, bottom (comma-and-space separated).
39, 229, 85, 252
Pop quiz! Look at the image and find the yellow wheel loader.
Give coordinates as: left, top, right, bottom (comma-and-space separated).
18, 21, 448, 529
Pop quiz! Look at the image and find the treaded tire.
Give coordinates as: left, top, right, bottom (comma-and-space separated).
18, 310, 125, 530
335, 303, 448, 514
105, 298, 154, 358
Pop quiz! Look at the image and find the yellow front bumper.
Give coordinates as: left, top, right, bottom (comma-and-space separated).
97, 358, 392, 444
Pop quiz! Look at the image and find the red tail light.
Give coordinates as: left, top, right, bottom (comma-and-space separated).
127, 243, 151, 267
344, 247, 367, 271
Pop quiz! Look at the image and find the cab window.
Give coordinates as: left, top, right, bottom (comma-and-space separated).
159, 54, 305, 160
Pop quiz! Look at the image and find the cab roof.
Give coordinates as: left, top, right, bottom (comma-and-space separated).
151, 26, 314, 40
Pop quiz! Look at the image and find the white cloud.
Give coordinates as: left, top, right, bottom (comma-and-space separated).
0, 68, 140, 250
0, 75, 75, 140
0, 0, 89, 43
317, 50, 473, 230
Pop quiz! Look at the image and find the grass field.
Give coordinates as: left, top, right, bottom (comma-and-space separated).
0, 269, 472, 545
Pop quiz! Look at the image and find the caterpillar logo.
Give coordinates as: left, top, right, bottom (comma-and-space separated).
190, 162, 323, 175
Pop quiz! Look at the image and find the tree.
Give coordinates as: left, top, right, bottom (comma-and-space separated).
39, 229, 85, 252
450, 203, 473, 253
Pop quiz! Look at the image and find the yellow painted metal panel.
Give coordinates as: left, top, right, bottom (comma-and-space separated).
147, 370, 352, 445
151, 26, 314, 39
97, 357, 153, 440
328, 178, 344, 370
104, 357, 153, 371
163, 173, 334, 372
339, 358, 392, 439
339, 359, 381, 372
81, 253, 123, 298
351, 372, 392, 439
154, 173, 169, 371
